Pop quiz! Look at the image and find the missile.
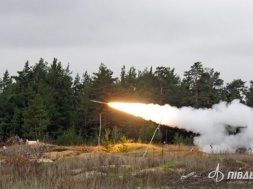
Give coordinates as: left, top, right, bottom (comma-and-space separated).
90, 100, 108, 105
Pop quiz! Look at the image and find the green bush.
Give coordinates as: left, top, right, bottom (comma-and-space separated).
111, 126, 122, 143
102, 128, 113, 151
173, 132, 193, 146
119, 135, 128, 152
56, 127, 84, 145
139, 124, 162, 143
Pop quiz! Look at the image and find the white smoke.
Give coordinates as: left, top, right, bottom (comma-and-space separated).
158, 100, 253, 153
109, 100, 253, 153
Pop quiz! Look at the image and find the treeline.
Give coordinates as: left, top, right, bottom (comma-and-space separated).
0, 58, 253, 144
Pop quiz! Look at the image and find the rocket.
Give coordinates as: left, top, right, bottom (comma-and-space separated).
90, 100, 108, 105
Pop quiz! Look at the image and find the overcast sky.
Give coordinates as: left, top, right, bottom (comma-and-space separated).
1, 0, 253, 84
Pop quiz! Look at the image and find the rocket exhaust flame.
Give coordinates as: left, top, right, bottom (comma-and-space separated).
108, 102, 172, 124
108, 100, 253, 153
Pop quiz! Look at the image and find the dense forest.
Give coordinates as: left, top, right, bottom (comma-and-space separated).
0, 58, 253, 145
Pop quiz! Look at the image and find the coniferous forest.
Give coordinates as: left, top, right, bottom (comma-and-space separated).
0, 58, 252, 145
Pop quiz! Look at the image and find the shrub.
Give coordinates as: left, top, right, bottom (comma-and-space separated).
119, 135, 128, 152
56, 127, 84, 145
4, 155, 40, 179
139, 124, 162, 143
173, 132, 193, 146
103, 128, 113, 152
111, 126, 122, 143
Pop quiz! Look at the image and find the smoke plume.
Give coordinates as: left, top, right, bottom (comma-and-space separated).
109, 100, 253, 153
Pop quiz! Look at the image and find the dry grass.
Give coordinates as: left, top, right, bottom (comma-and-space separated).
0, 143, 253, 188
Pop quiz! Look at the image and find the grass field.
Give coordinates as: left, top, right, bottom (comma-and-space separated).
1, 143, 253, 189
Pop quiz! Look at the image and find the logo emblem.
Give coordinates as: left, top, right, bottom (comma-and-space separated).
208, 163, 225, 182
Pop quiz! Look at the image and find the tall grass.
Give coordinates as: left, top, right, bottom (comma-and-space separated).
1, 144, 253, 188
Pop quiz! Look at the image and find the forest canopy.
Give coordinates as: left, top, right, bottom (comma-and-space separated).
0, 58, 252, 145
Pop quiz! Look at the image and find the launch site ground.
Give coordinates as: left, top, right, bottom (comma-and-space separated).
1, 142, 253, 189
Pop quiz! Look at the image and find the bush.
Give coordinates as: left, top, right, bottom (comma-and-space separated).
119, 135, 128, 152
102, 128, 113, 151
111, 126, 122, 143
139, 124, 162, 143
56, 127, 84, 145
173, 132, 193, 146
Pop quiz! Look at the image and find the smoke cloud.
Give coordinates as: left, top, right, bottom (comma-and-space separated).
109, 100, 253, 153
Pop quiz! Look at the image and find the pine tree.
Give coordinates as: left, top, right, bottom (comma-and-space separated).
224, 79, 247, 103
182, 62, 204, 107
2, 70, 12, 91
119, 66, 138, 101
154, 66, 181, 105
136, 67, 158, 103
46, 58, 74, 138
246, 81, 253, 107
91, 63, 117, 101
182, 63, 223, 108
73, 72, 95, 139
197, 68, 223, 107
22, 95, 50, 139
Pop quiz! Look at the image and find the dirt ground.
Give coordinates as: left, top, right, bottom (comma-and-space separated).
1, 142, 253, 188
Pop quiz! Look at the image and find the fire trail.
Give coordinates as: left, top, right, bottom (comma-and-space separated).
93, 100, 253, 153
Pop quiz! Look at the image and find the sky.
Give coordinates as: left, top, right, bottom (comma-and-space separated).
1, 0, 253, 84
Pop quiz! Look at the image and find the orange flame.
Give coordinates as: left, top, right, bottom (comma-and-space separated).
108, 102, 173, 125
